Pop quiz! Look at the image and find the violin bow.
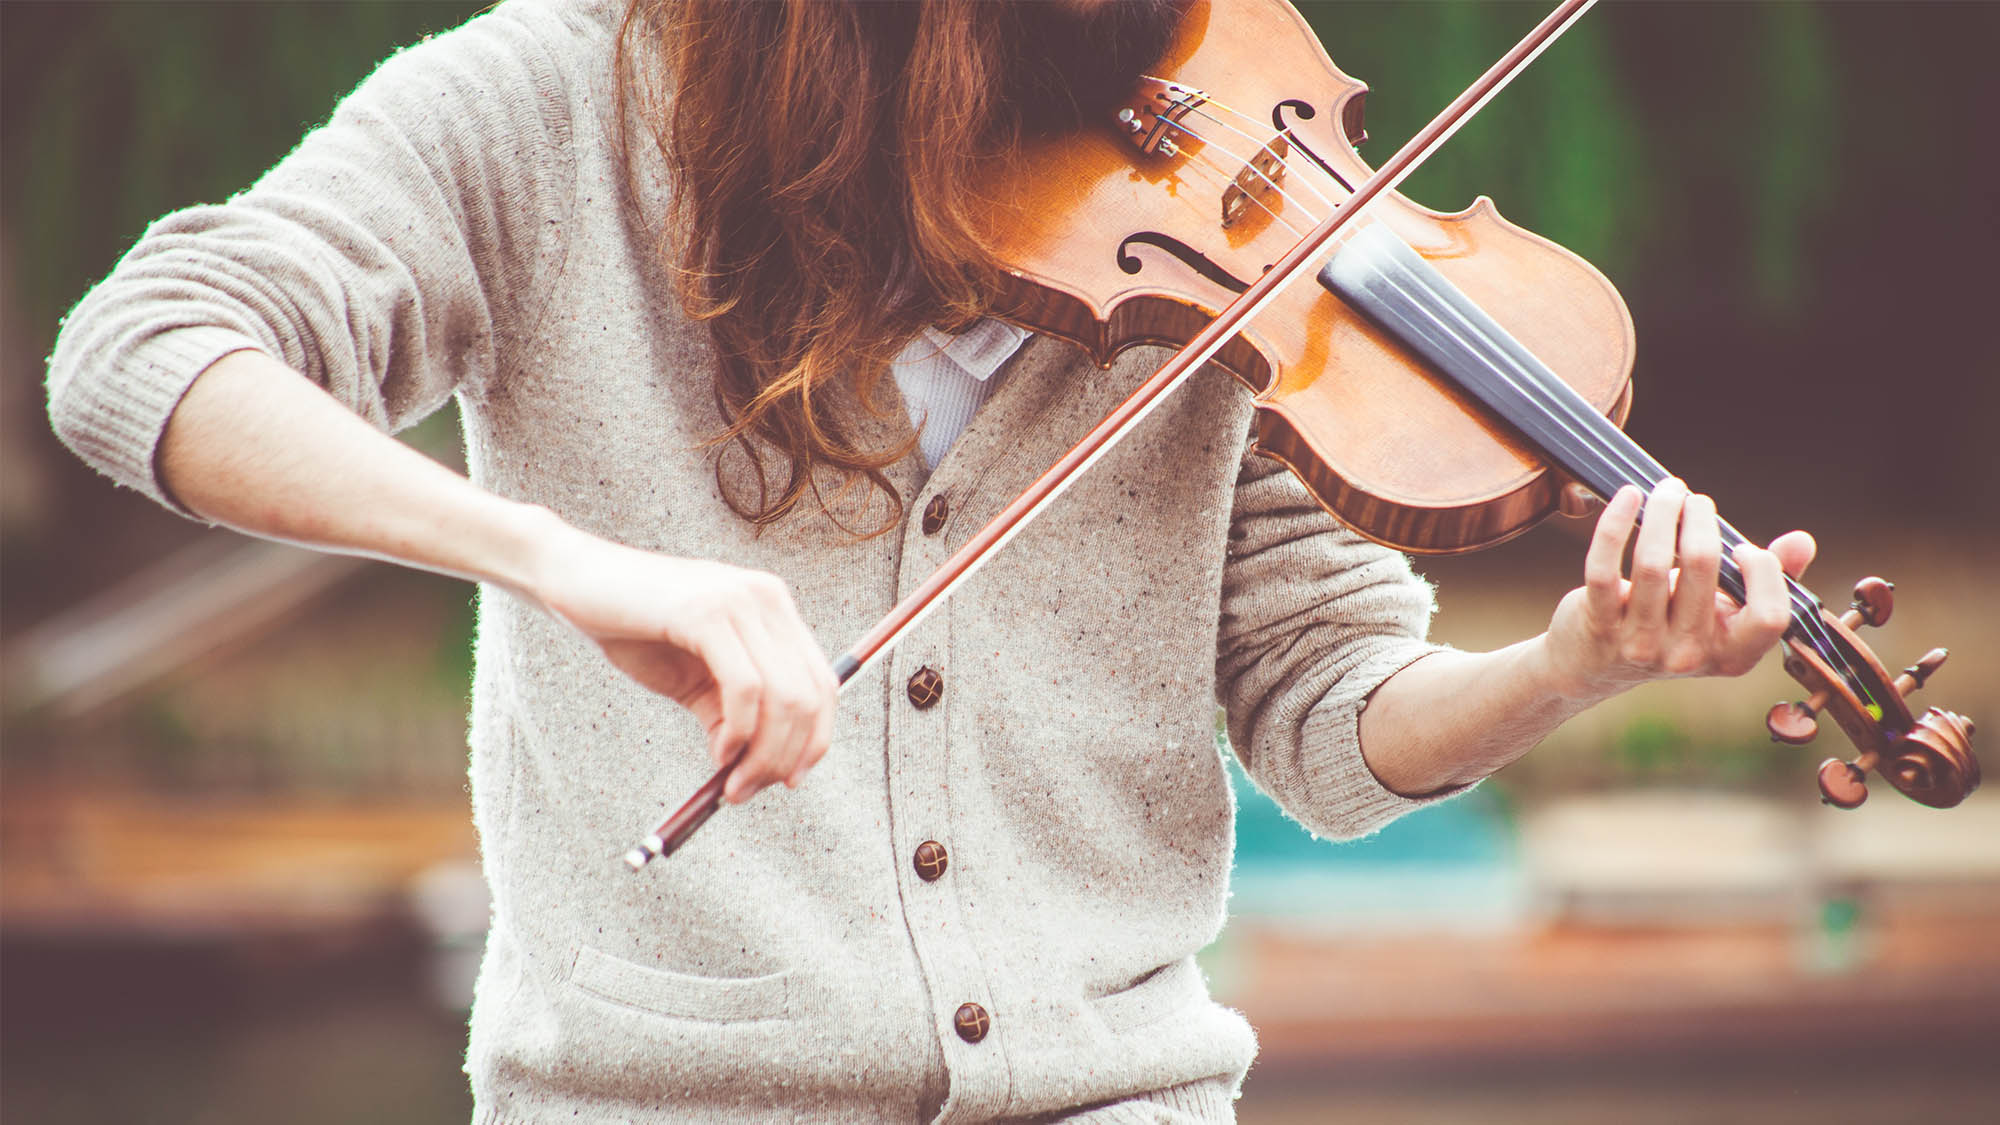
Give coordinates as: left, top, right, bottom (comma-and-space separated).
625, 0, 1598, 870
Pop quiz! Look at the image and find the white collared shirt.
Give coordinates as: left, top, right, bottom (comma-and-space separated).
890, 319, 1033, 469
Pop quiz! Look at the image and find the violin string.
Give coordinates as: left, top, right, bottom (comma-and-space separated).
1170, 103, 1342, 214
1403, 292, 1860, 687
1148, 117, 1320, 237
1137, 88, 1869, 700
1175, 90, 1357, 200
1193, 75, 1872, 689
1353, 251, 1867, 696
1135, 76, 1348, 200
1131, 80, 1354, 224
1164, 139, 1313, 239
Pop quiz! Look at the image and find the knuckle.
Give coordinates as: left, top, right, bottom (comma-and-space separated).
724, 676, 764, 711
1620, 638, 1660, 666
773, 686, 815, 720
1630, 562, 1670, 586
1662, 646, 1705, 677
748, 572, 790, 605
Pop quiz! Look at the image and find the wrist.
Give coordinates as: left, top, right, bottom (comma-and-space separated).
492, 501, 585, 604
1528, 630, 1620, 708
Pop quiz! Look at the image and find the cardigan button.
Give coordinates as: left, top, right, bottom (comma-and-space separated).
953, 1002, 990, 1043
921, 494, 950, 535
913, 840, 949, 882
907, 666, 944, 709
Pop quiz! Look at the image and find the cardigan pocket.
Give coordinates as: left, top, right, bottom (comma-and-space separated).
567, 943, 796, 1023
1088, 956, 1204, 1032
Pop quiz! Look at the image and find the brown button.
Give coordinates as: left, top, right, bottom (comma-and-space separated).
913, 840, 949, 882
953, 1002, 989, 1043
921, 494, 950, 535
907, 666, 943, 709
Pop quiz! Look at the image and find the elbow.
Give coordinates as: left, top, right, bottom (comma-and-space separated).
43, 312, 114, 472
41, 304, 256, 516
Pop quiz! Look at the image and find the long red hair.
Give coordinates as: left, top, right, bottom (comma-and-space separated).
617, 0, 1183, 532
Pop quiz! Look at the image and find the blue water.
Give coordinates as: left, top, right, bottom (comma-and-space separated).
1225, 754, 1526, 928
1230, 753, 1515, 865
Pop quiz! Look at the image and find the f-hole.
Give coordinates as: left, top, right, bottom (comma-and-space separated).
1274, 100, 1354, 193
1116, 232, 1257, 295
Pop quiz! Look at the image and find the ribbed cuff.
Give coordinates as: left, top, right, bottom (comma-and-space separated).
1297, 638, 1473, 839
53, 324, 268, 517
1067, 1073, 1240, 1123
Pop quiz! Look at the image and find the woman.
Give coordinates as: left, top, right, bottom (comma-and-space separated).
45, 0, 1810, 1119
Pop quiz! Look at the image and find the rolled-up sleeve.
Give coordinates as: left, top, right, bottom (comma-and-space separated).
1215, 448, 1466, 840
45, 0, 579, 514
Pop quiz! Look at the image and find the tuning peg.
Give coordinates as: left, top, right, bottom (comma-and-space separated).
1839, 577, 1895, 629
1892, 648, 1949, 697
1817, 753, 1876, 809
1768, 690, 1830, 745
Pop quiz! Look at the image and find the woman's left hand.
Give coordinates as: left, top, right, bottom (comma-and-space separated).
1542, 478, 1816, 704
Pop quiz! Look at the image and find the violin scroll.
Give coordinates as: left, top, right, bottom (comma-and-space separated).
1763, 577, 1979, 809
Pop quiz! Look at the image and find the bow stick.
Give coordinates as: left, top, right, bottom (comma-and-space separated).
625, 0, 1598, 870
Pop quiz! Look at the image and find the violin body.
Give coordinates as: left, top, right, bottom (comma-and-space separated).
978, 0, 1635, 553
975, 0, 1976, 810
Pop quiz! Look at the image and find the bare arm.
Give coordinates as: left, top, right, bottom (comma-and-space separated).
1358, 480, 1814, 796
160, 349, 837, 803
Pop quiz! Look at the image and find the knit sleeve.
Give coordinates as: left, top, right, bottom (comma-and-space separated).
1214, 447, 1469, 841
44, 0, 580, 515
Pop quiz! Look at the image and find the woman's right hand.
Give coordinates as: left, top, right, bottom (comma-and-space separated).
153, 353, 832, 804
527, 522, 838, 804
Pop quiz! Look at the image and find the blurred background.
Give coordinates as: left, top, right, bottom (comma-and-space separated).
3, 1, 1996, 1122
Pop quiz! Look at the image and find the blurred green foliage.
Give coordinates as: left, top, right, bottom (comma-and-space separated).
3, 1, 486, 348
1306, 0, 1646, 283
1607, 713, 1761, 786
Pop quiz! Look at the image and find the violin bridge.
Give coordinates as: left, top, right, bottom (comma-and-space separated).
1114, 78, 1207, 159
1221, 136, 1290, 228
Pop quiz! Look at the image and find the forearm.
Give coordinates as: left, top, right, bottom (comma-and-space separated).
1357, 480, 1811, 798
1357, 635, 1600, 797
160, 348, 838, 802
159, 348, 563, 596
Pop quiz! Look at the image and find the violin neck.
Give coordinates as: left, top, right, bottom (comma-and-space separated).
1323, 226, 1758, 522
1317, 222, 1822, 632
1318, 224, 1906, 725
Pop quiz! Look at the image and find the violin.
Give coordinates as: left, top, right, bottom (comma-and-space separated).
625, 0, 1976, 871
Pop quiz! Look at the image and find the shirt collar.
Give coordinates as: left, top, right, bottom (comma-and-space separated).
919, 319, 1032, 383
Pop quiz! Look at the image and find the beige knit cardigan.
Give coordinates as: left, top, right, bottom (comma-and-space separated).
45, 1, 1455, 1120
